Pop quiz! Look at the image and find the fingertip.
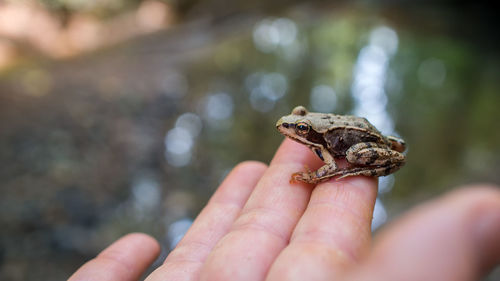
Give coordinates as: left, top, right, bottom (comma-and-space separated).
98, 232, 161, 267
443, 184, 500, 206
118, 232, 161, 255
445, 185, 500, 271
69, 233, 160, 281
232, 161, 268, 176
209, 160, 268, 205
271, 138, 322, 167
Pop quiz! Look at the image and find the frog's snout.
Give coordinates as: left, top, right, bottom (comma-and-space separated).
276, 118, 292, 130
276, 118, 284, 128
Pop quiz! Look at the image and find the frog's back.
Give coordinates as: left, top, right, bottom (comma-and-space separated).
331, 114, 377, 130
317, 114, 388, 157
309, 113, 379, 133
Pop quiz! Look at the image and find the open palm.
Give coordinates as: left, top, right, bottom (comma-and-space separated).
69, 139, 500, 281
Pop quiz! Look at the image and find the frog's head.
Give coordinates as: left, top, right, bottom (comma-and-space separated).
276, 106, 325, 148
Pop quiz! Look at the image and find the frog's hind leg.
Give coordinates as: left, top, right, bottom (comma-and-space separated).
338, 142, 405, 180
345, 142, 405, 167
303, 163, 402, 183
335, 164, 402, 180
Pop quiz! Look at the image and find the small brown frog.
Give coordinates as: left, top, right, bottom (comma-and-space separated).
276, 106, 406, 184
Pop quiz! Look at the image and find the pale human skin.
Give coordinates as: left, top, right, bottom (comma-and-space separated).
69, 139, 500, 281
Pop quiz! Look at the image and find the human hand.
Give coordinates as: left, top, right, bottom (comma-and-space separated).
69, 139, 500, 281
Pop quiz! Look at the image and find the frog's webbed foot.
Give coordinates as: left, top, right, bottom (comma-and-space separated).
290, 165, 314, 184
290, 172, 309, 184
290, 171, 325, 184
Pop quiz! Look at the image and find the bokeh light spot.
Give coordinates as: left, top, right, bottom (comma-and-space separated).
369, 26, 399, 56
418, 58, 447, 88
165, 127, 193, 167
252, 18, 297, 53
310, 85, 337, 113
167, 218, 193, 249
131, 177, 161, 213
372, 199, 387, 231
204, 92, 234, 121
175, 113, 202, 138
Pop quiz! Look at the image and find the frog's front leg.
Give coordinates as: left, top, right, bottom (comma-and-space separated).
291, 147, 337, 184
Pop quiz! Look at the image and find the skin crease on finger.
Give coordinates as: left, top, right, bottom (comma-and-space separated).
345, 185, 500, 281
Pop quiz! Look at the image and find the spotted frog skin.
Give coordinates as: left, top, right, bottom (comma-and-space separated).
276, 106, 406, 184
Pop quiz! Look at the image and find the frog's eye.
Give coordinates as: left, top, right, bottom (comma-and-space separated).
295, 122, 310, 135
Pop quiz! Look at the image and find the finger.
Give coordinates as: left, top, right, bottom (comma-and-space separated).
200, 138, 323, 281
266, 174, 378, 281
145, 161, 267, 281
68, 233, 160, 281
348, 185, 500, 281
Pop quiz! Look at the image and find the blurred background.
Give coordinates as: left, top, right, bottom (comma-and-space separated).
0, 0, 499, 280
